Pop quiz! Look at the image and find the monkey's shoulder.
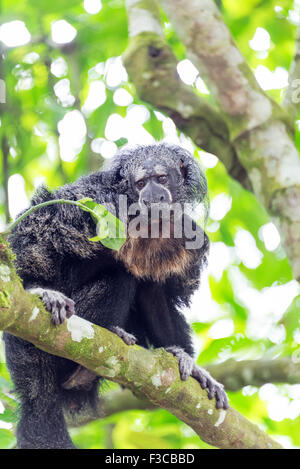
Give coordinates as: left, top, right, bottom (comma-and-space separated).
9, 174, 110, 260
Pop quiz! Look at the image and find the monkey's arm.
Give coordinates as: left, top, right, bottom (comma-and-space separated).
8, 185, 103, 323
136, 281, 228, 410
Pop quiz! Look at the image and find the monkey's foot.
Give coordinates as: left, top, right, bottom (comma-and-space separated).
62, 365, 98, 390
28, 288, 75, 325
109, 326, 137, 345
165, 346, 229, 410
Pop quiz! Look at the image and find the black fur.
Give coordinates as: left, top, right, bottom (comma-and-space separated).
3, 143, 227, 449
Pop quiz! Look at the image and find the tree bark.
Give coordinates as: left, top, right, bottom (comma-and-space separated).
283, 22, 300, 121
123, 0, 250, 188
64, 388, 156, 428
65, 356, 300, 427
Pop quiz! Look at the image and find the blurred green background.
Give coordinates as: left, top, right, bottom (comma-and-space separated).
1, 0, 300, 449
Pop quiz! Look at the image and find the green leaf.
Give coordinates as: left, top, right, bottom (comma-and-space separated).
78, 199, 126, 251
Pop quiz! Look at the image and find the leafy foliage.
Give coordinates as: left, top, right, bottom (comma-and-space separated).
0, 0, 300, 449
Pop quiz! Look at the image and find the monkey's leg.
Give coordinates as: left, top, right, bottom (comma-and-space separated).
58, 273, 137, 390
165, 346, 229, 410
3, 334, 75, 449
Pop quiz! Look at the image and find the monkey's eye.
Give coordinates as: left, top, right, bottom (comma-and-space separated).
136, 180, 145, 189
180, 159, 187, 179
157, 175, 167, 184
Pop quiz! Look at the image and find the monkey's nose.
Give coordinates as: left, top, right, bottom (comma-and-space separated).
141, 198, 152, 208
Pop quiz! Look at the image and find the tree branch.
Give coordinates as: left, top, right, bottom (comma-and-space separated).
159, 0, 287, 137
207, 357, 300, 391
283, 23, 300, 121
65, 356, 300, 427
64, 388, 156, 428
122, 0, 250, 189
127, 0, 300, 282
0, 237, 281, 449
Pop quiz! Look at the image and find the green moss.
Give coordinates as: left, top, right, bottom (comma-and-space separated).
0, 238, 15, 265
0, 290, 11, 309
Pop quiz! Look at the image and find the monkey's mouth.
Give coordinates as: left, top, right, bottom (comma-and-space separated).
130, 215, 177, 239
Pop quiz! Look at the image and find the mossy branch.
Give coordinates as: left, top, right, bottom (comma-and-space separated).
0, 238, 281, 449
123, 0, 250, 189
64, 388, 156, 428
66, 357, 300, 428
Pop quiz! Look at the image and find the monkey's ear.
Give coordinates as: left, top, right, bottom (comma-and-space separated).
100, 161, 124, 187
180, 155, 208, 202
101, 169, 119, 187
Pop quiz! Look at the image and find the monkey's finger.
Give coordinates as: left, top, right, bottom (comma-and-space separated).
124, 334, 137, 345
110, 326, 137, 345
51, 303, 61, 326
58, 304, 68, 323
215, 387, 229, 410
178, 357, 193, 381
65, 307, 74, 318
119, 331, 137, 345
41, 291, 53, 312
65, 298, 75, 317
191, 367, 208, 389
207, 383, 216, 400
165, 347, 194, 381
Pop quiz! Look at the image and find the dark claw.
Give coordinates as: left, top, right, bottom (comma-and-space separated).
215, 385, 229, 410
191, 365, 228, 409
110, 326, 137, 345
165, 346, 229, 410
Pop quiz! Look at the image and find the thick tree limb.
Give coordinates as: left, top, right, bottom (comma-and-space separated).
0, 238, 281, 449
123, 0, 300, 281
65, 357, 300, 427
159, 0, 288, 138
283, 23, 300, 121
123, 0, 250, 188
64, 388, 156, 428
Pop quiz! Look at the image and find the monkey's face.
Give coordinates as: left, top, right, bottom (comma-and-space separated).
131, 159, 179, 210
101, 143, 209, 231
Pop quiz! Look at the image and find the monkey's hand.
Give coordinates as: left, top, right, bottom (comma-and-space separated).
28, 288, 75, 326
109, 326, 137, 346
165, 346, 229, 410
